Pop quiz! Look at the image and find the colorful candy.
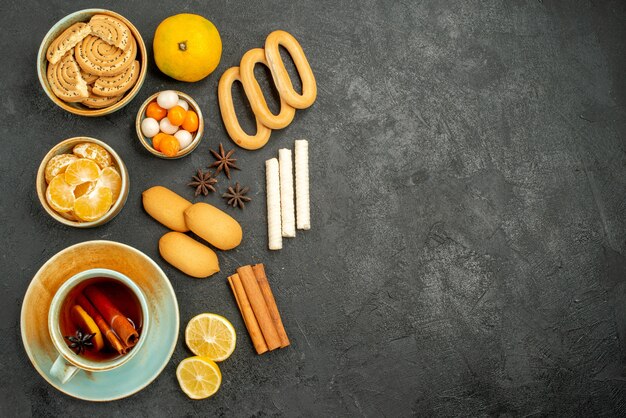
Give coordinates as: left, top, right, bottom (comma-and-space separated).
141, 117, 160, 138
156, 90, 179, 109
142, 92, 200, 156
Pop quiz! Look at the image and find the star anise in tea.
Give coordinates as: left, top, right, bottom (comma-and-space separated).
64, 330, 96, 355
188, 169, 218, 196
223, 182, 251, 209
209, 143, 240, 179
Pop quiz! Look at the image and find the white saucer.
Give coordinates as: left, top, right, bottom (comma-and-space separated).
21, 240, 179, 401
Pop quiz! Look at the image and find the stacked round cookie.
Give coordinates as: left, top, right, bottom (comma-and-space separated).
46, 14, 140, 109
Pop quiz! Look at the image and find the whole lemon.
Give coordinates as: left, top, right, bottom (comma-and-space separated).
153, 14, 222, 82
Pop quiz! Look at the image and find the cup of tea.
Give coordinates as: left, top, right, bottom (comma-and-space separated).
47, 268, 150, 384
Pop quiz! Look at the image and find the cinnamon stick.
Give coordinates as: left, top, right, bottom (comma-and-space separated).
236, 265, 281, 351
84, 285, 139, 348
252, 264, 289, 348
228, 274, 268, 355
77, 294, 127, 355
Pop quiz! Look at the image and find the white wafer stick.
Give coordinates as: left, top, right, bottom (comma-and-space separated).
265, 158, 283, 250
279, 148, 296, 237
295, 140, 310, 230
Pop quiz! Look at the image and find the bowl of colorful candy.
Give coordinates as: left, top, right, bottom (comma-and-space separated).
136, 91, 204, 159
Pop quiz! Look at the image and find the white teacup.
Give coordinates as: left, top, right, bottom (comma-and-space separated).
48, 268, 150, 384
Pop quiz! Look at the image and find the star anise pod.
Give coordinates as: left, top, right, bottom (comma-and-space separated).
188, 169, 217, 196
64, 330, 96, 355
222, 182, 251, 209
209, 143, 240, 179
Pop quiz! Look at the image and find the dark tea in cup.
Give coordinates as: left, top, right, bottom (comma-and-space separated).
58, 277, 143, 362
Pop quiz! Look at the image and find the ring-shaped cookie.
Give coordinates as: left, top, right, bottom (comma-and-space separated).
82, 89, 124, 109
89, 14, 131, 51
218, 67, 272, 150
239, 48, 296, 130
75, 35, 136, 76
46, 22, 91, 65
93, 60, 140, 97
264, 30, 317, 109
47, 53, 88, 102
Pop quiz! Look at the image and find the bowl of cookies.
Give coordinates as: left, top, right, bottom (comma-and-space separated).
36, 137, 130, 228
37, 9, 147, 116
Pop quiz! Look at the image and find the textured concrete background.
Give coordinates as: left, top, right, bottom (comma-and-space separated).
1, 0, 626, 416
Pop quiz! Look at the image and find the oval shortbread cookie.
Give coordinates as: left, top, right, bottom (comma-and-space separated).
184, 202, 243, 251
142, 186, 192, 232
159, 232, 220, 278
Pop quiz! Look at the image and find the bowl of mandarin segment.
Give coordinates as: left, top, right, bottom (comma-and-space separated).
36, 137, 129, 228
37, 9, 148, 116
136, 90, 203, 159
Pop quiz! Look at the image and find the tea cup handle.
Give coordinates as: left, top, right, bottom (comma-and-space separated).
50, 355, 79, 384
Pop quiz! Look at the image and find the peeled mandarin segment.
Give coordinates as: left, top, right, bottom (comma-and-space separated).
47, 53, 89, 102
74, 34, 136, 77
73, 181, 95, 198
97, 167, 122, 201
88, 14, 131, 51
45, 174, 76, 213
74, 186, 113, 221
184, 313, 236, 362
46, 22, 92, 65
58, 210, 78, 221
217, 66, 271, 150
264, 30, 317, 109
239, 48, 296, 129
64, 159, 101, 186
70, 305, 105, 351
45, 154, 78, 184
146, 101, 167, 121
176, 357, 222, 400
181, 110, 199, 132
72, 143, 112, 169
92, 60, 140, 97
167, 105, 186, 126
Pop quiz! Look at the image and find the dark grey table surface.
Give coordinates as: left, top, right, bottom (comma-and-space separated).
2, 0, 626, 416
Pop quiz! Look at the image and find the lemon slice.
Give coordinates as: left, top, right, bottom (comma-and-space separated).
185, 313, 236, 362
176, 356, 222, 399
70, 305, 105, 351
